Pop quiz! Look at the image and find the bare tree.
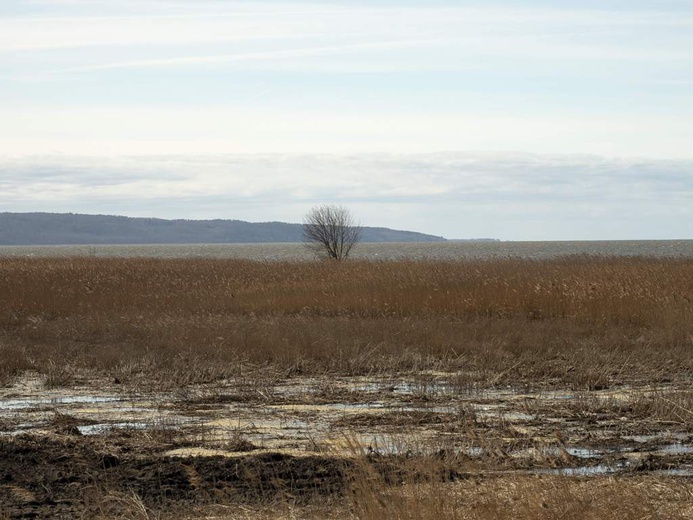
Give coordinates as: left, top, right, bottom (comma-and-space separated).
303, 205, 362, 261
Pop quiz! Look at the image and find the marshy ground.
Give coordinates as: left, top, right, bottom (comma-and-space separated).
0, 256, 692, 518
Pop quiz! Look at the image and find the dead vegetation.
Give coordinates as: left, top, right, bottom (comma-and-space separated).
1, 429, 691, 520
345, 473, 693, 520
0, 256, 691, 389
0, 255, 692, 518
178, 474, 693, 520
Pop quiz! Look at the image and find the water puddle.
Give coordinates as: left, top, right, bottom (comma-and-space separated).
624, 433, 690, 444
655, 468, 693, 477
564, 447, 603, 459
540, 459, 693, 477
77, 422, 151, 435
657, 443, 693, 455
538, 465, 621, 476
0, 383, 196, 438
540, 446, 630, 458
464, 446, 485, 457
0, 395, 122, 411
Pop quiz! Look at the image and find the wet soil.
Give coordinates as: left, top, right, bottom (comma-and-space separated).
1, 372, 692, 518
0, 433, 355, 518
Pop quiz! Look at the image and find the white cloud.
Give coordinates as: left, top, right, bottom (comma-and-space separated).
3, 4, 692, 58
2, 106, 692, 159
2, 151, 690, 239
47, 38, 451, 74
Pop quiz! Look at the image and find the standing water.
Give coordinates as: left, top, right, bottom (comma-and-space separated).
1, 240, 692, 260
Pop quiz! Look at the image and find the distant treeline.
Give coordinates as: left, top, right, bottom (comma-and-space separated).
0, 212, 447, 245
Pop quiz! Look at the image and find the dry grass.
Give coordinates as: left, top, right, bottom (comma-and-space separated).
2, 256, 692, 519
346, 473, 693, 520
179, 473, 693, 520
0, 256, 691, 388
121, 443, 693, 520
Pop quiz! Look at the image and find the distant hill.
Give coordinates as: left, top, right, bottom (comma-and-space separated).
0, 213, 447, 245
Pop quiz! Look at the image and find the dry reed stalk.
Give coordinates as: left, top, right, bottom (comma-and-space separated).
346, 472, 693, 520
0, 256, 690, 387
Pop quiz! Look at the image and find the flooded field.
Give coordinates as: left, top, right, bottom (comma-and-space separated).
0, 373, 693, 475
1, 239, 693, 261
1, 370, 692, 518
2, 373, 692, 478
0, 255, 691, 518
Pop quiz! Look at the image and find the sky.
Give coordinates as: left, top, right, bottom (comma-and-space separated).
1, 0, 692, 240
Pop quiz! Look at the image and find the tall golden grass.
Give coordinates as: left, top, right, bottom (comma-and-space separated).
346, 473, 693, 520
0, 256, 691, 387
178, 473, 693, 520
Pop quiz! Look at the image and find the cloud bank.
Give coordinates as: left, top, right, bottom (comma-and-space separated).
1, 152, 690, 240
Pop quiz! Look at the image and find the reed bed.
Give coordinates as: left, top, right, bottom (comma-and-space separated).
171, 473, 693, 520
0, 256, 691, 388
2, 255, 693, 519
345, 474, 693, 520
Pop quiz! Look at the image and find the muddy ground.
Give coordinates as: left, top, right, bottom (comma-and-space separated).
1, 372, 692, 518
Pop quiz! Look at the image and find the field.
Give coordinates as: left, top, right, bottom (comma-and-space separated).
0, 255, 692, 518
